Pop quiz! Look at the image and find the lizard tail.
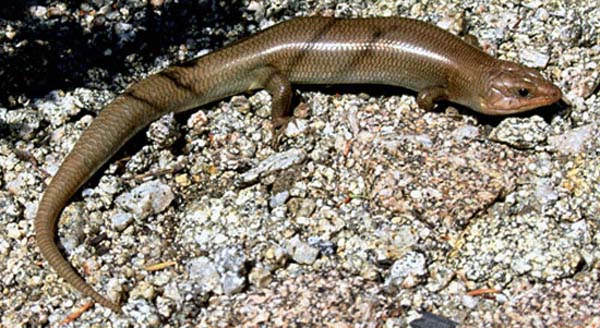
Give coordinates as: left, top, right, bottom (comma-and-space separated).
34, 70, 195, 312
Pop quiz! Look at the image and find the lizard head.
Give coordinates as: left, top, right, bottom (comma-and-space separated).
476, 60, 562, 115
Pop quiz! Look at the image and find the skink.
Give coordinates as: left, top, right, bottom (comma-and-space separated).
34, 17, 562, 313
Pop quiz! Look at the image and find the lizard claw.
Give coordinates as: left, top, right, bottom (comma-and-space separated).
270, 116, 291, 150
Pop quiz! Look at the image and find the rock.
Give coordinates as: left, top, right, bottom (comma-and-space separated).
130, 281, 155, 301
249, 267, 272, 288
462, 295, 479, 309
285, 119, 309, 137
288, 236, 320, 265
239, 148, 306, 183
547, 123, 597, 156
519, 48, 550, 68
221, 271, 245, 294
451, 125, 480, 141
215, 247, 246, 274
128, 299, 161, 326
385, 252, 427, 289
269, 190, 290, 208
110, 211, 134, 231
188, 257, 221, 294
147, 113, 180, 148
115, 180, 174, 218
426, 262, 455, 292
489, 116, 549, 149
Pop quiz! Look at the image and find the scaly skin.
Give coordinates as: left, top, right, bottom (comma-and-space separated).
34, 17, 562, 313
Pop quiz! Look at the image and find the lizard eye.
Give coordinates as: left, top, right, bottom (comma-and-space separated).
518, 88, 530, 97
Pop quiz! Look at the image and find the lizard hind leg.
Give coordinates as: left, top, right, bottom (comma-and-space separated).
261, 68, 294, 148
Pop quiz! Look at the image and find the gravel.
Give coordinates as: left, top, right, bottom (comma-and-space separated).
1, 0, 599, 327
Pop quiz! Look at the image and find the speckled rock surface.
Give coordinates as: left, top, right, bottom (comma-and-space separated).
1, 0, 599, 327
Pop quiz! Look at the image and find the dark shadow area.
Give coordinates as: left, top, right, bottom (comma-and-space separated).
0, 115, 8, 138
0, 1, 42, 20
592, 81, 600, 98
0, 0, 246, 107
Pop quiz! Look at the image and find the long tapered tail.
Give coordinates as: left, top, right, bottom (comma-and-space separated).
34, 67, 201, 312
